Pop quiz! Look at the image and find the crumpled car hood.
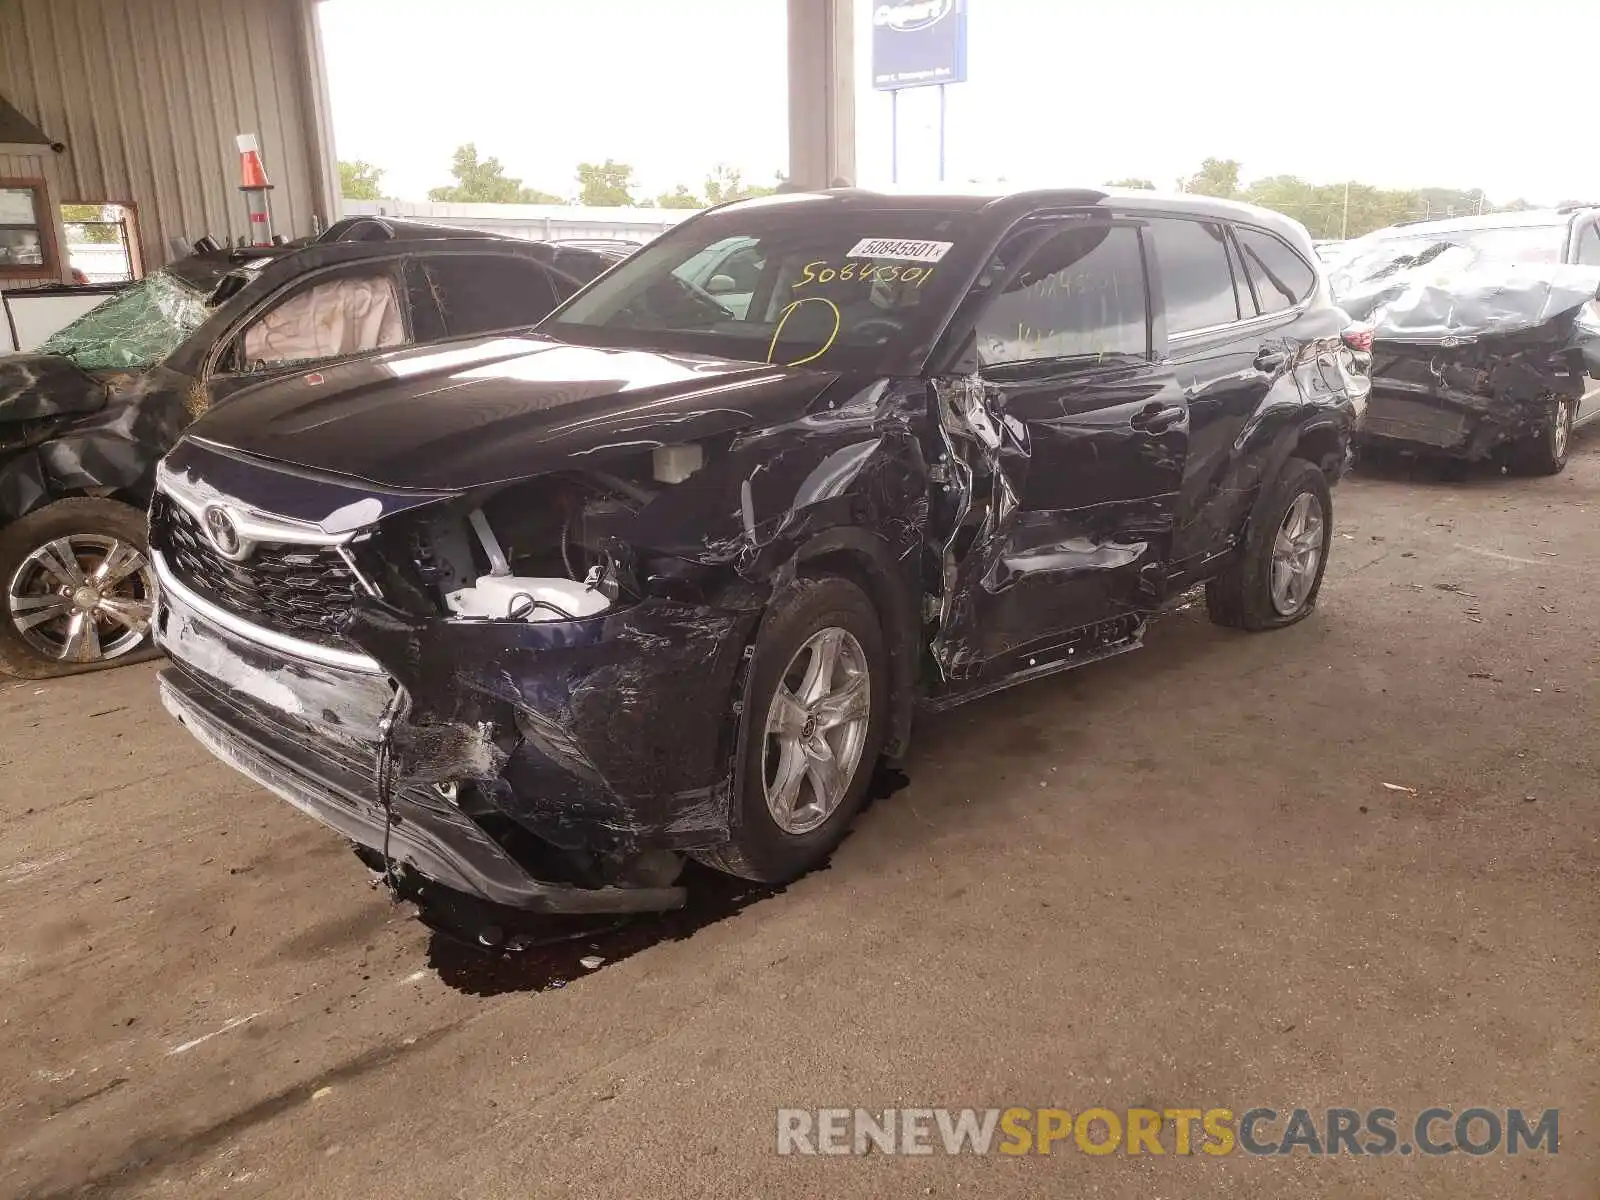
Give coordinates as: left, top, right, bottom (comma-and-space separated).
0, 353, 110, 425
181, 335, 838, 490
1331, 246, 1600, 347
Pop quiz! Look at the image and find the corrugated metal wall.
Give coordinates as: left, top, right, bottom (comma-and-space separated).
0, 0, 337, 270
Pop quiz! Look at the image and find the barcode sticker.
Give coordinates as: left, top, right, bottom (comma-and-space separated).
846, 238, 953, 263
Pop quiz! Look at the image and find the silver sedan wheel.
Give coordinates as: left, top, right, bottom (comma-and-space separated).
762, 626, 871, 835
1553, 398, 1573, 459
1269, 492, 1325, 617
7, 535, 156, 664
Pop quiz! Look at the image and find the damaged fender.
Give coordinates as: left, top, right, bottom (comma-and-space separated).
0, 365, 193, 521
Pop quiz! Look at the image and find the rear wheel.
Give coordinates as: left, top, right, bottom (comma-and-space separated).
0, 498, 157, 679
1206, 459, 1333, 632
1508, 395, 1574, 476
693, 575, 888, 883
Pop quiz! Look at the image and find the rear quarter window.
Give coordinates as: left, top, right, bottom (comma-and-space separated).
1234, 226, 1317, 314
1148, 218, 1239, 334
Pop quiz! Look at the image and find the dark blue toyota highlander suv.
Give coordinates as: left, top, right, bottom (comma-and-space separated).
146, 187, 1368, 930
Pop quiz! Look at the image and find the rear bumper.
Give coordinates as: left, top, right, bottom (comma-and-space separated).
1357, 388, 1501, 457
1356, 346, 1574, 459
154, 582, 686, 914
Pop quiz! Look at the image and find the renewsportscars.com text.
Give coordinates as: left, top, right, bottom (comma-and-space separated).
776, 1106, 1558, 1157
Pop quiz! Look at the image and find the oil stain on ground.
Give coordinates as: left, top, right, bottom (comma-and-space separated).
423, 764, 910, 997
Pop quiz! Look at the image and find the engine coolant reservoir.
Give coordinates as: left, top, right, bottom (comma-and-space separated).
444, 575, 611, 622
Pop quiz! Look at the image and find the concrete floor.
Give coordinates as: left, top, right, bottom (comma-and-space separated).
1, 438, 1597, 1199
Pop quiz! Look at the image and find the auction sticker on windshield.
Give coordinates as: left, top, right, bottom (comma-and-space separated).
847, 238, 953, 263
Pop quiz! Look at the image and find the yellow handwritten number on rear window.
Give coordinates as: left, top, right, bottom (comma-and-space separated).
766, 296, 841, 367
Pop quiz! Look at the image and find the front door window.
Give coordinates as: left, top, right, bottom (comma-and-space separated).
239, 269, 408, 370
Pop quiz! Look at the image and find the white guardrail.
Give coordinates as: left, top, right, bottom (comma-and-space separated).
339, 199, 699, 243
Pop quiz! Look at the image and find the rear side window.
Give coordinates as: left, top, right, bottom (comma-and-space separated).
1149, 219, 1239, 334
975, 224, 1148, 366
1235, 227, 1316, 313
422, 254, 561, 336
1575, 222, 1600, 266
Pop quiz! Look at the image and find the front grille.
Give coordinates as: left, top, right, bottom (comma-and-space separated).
150, 493, 361, 649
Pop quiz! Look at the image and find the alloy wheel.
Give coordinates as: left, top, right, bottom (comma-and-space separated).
1269, 493, 1325, 617
762, 626, 872, 835
7, 535, 156, 664
1552, 399, 1573, 459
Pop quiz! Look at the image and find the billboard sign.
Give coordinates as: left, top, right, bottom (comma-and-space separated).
871, 0, 967, 91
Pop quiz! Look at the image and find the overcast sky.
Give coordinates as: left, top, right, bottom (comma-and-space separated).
319, 0, 1591, 206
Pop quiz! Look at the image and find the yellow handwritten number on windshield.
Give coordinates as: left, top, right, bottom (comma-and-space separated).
766, 297, 841, 367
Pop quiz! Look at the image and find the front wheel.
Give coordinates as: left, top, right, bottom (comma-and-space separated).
1507, 396, 1574, 476
1206, 459, 1333, 632
0, 498, 158, 679
693, 575, 888, 883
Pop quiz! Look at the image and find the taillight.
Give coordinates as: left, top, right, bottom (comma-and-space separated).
1341, 324, 1374, 353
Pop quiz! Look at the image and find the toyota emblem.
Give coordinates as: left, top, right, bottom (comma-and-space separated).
202, 505, 244, 558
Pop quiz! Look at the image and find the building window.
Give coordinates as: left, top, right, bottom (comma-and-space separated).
0, 181, 57, 279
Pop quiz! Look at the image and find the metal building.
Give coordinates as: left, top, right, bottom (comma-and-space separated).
0, 0, 339, 277
0, 0, 853, 282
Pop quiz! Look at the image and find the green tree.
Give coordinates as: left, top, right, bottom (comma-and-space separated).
338, 160, 386, 201
60, 203, 118, 243
704, 164, 781, 205
1104, 177, 1156, 190
429, 143, 564, 204
653, 184, 704, 209
576, 159, 639, 207
1242, 176, 1419, 239
1183, 157, 1243, 198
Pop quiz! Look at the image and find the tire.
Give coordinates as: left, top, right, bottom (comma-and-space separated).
1205, 459, 1333, 632
693, 575, 889, 883
0, 498, 159, 680
1507, 395, 1574, 476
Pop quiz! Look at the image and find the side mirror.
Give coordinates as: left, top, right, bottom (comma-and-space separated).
705, 274, 737, 295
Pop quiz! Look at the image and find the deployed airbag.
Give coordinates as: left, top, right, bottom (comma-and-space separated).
242, 273, 405, 366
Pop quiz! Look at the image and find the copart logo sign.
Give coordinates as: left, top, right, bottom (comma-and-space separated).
870, 0, 966, 89
874, 0, 955, 32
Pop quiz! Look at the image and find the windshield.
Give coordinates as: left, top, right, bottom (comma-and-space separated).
38, 271, 211, 371
541, 205, 976, 372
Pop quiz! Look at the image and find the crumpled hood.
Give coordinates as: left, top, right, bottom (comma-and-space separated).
0, 353, 109, 424
1331, 246, 1600, 347
182, 334, 838, 490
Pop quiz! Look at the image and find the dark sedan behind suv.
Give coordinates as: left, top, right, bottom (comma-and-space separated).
148, 187, 1367, 928
0, 219, 622, 678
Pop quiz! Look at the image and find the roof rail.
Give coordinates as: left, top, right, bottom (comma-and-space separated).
1556, 201, 1599, 214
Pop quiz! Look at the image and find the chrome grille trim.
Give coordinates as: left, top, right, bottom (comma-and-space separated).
153, 549, 384, 674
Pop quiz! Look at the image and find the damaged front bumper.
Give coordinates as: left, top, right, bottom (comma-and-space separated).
152, 558, 732, 914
